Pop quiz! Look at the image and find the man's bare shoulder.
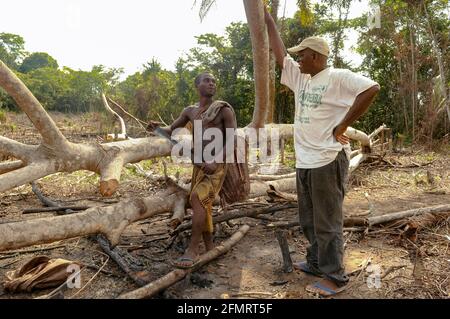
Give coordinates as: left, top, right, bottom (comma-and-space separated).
219, 104, 235, 118
182, 105, 197, 116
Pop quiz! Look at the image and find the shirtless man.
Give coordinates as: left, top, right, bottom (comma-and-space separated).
147, 72, 237, 268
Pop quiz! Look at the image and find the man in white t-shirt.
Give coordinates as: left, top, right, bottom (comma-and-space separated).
264, 6, 380, 296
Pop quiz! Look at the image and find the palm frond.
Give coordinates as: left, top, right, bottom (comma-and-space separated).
193, 0, 217, 22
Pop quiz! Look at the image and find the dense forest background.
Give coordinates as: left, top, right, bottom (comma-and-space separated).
1, 0, 448, 143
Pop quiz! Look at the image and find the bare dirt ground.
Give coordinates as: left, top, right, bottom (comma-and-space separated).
0, 112, 449, 299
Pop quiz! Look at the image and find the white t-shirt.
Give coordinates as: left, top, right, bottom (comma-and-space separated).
281, 55, 379, 169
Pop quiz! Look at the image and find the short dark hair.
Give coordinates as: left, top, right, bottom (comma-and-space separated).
194, 72, 213, 87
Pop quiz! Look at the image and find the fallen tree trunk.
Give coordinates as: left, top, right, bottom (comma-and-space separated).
0, 187, 187, 252
250, 172, 296, 181
0, 160, 24, 174
266, 185, 297, 202
367, 204, 450, 226
249, 178, 296, 198
117, 224, 250, 299
265, 204, 450, 229
0, 176, 295, 251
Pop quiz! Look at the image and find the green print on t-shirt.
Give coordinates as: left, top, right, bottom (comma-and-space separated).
296, 85, 328, 124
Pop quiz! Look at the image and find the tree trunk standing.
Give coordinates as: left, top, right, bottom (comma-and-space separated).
267, 54, 276, 124
243, 0, 270, 128
266, 0, 280, 124
422, 1, 449, 123
408, 18, 417, 142
398, 62, 409, 135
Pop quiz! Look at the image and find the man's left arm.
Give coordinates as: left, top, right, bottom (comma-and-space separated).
333, 85, 380, 144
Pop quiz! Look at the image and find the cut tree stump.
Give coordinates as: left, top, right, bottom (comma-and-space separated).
275, 230, 293, 273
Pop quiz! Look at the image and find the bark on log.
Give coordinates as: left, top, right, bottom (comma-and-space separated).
345, 127, 370, 148
250, 172, 296, 181
367, 204, 450, 226
349, 154, 368, 174
0, 61, 68, 149
266, 185, 297, 202
266, 205, 450, 229
0, 187, 187, 251
0, 160, 24, 174
5, 179, 443, 252
249, 178, 296, 198
117, 224, 250, 299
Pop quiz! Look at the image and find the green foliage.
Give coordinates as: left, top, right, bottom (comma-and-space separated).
0, 33, 26, 70
19, 52, 58, 73
15, 65, 123, 113
0, 109, 6, 123
0, 0, 447, 143
355, 0, 449, 139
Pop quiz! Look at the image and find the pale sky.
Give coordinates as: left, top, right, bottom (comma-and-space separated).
1, 0, 371, 76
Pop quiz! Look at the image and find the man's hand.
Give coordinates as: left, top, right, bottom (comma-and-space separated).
202, 162, 218, 175
146, 120, 163, 132
333, 124, 350, 145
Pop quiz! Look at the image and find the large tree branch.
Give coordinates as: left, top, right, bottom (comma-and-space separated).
0, 135, 173, 196
0, 160, 25, 174
345, 127, 370, 148
0, 162, 56, 193
0, 136, 36, 161
0, 187, 186, 251
0, 60, 69, 148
